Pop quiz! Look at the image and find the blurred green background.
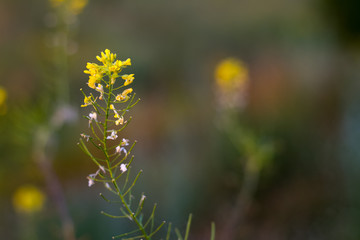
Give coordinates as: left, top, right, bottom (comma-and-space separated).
1, 0, 360, 239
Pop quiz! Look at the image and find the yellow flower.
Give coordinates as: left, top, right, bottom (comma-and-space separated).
110, 104, 125, 125
84, 62, 103, 89
84, 62, 101, 75
87, 76, 98, 89
122, 58, 131, 66
122, 74, 135, 86
96, 49, 116, 65
81, 95, 92, 107
84, 50, 133, 89
115, 116, 124, 125
114, 59, 125, 70
109, 64, 120, 73
69, 0, 88, 15
116, 88, 133, 102
50, 0, 88, 15
0, 87, 7, 115
215, 58, 248, 91
12, 185, 45, 214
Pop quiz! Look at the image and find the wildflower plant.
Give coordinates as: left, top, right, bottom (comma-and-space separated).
214, 57, 276, 239
78, 49, 163, 239
79, 49, 215, 240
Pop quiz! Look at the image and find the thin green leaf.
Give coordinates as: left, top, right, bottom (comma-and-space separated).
210, 222, 215, 240
166, 222, 172, 240
101, 211, 127, 219
144, 204, 157, 228
149, 221, 166, 237
111, 228, 141, 239
79, 138, 102, 167
184, 214, 192, 240
123, 170, 143, 197
175, 228, 183, 240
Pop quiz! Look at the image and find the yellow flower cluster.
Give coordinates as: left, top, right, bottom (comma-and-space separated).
215, 58, 248, 92
12, 185, 46, 214
50, 0, 88, 15
82, 49, 134, 107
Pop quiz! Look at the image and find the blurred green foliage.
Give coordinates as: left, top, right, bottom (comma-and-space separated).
1, 0, 360, 239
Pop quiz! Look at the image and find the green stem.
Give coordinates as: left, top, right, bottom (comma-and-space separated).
103, 81, 113, 176
112, 179, 150, 240
102, 79, 150, 240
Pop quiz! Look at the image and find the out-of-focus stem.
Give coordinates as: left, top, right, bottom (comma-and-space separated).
34, 127, 76, 240
220, 157, 260, 240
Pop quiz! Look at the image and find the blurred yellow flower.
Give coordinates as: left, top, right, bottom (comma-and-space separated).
12, 185, 46, 214
50, 0, 88, 15
0, 87, 7, 115
215, 58, 248, 91
69, 0, 88, 15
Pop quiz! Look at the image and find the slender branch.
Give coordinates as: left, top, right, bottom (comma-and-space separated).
34, 127, 76, 240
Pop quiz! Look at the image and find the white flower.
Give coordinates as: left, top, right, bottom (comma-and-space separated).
95, 84, 104, 100
120, 163, 127, 173
88, 112, 97, 127
121, 138, 129, 146
115, 145, 127, 156
110, 104, 126, 125
86, 166, 104, 187
115, 139, 130, 155
115, 116, 124, 125
89, 169, 100, 179
106, 130, 118, 140
87, 176, 95, 187
115, 145, 121, 153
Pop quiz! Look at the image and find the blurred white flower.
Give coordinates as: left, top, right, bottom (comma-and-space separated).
120, 164, 127, 173
88, 112, 97, 127
115, 145, 127, 156
87, 177, 95, 187
106, 130, 118, 140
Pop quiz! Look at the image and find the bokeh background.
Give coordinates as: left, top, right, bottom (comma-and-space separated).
1, 0, 360, 239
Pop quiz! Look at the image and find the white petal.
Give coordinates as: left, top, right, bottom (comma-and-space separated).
115, 146, 121, 153
87, 177, 95, 187
120, 164, 127, 173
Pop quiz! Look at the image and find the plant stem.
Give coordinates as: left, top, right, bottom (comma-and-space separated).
220, 157, 259, 240
103, 82, 150, 240
34, 127, 76, 240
